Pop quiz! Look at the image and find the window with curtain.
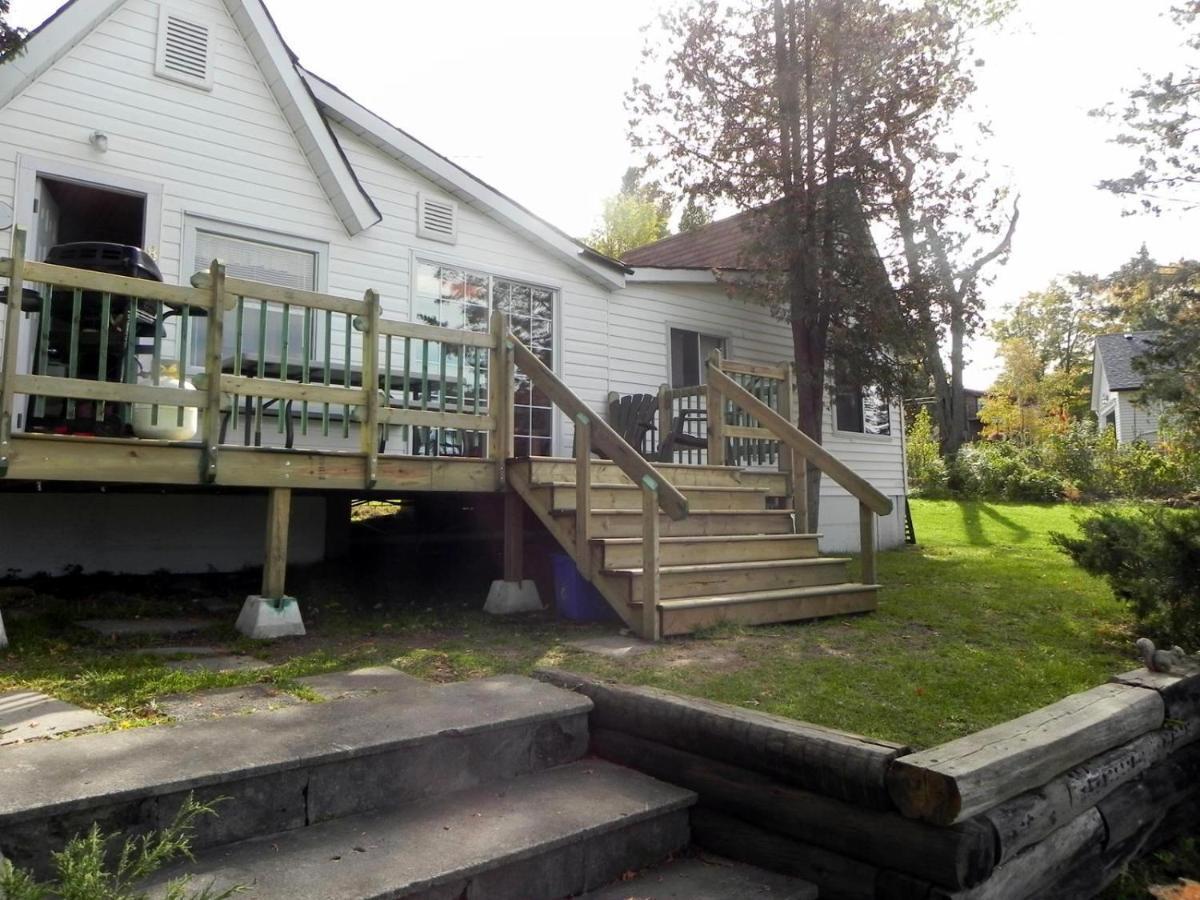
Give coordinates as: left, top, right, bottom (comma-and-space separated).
670, 328, 726, 388
833, 364, 891, 435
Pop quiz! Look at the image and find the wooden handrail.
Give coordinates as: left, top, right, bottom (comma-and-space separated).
706, 362, 893, 517
506, 333, 689, 521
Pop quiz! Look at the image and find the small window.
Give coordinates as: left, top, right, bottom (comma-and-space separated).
417, 193, 457, 244
670, 328, 726, 388
155, 8, 213, 91
834, 366, 891, 435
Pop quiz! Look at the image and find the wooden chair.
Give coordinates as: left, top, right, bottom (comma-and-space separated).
655, 407, 708, 462
606, 392, 659, 456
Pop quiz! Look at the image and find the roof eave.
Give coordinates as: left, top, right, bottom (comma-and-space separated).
304, 69, 627, 291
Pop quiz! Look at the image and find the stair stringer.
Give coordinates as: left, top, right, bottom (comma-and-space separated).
506, 465, 643, 634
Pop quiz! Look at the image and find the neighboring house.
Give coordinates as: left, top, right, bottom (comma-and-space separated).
1091, 331, 1166, 444
905, 388, 986, 443
0, 0, 905, 578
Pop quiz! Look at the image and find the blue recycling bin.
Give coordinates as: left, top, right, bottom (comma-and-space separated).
551, 553, 619, 622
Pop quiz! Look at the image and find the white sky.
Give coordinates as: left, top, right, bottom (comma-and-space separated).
11, 0, 1198, 388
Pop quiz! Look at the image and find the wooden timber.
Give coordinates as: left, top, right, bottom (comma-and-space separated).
261, 487, 291, 599
592, 728, 997, 890
887, 682, 1166, 825
535, 668, 908, 808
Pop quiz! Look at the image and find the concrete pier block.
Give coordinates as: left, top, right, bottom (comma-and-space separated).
0, 610, 7, 649
235, 596, 306, 639
484, 580, 543, 615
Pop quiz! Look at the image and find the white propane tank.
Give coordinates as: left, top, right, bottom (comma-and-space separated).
132, 375, 198, 441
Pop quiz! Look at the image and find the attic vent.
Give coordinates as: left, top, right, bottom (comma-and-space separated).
417, 194, 457, 244
155, 8, 213, 90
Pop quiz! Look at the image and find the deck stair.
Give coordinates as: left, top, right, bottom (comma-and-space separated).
508, 458, 879, 638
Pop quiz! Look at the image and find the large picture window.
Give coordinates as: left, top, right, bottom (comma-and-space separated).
415, 261, 556, 456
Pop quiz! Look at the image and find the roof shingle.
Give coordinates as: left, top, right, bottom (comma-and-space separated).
1095, 331, 1163, 391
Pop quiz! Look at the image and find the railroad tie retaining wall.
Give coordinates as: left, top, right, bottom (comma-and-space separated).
536, 665, 1200, 900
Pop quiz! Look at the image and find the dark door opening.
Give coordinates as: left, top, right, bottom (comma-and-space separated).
35, 177, 146, 255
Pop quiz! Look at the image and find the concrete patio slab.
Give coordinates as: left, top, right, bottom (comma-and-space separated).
0, 691, 111, 746
78, 618, 214, 637
583, 854, 817, 899
296, 666, 429, 700
567, 635, 656, 658
164, 656, 273, 674
157, 684, 303, 724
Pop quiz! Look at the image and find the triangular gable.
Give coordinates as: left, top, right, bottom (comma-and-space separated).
0, 0, 380, 237
304, 70, 628, 291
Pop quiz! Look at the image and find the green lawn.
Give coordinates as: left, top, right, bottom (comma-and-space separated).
0, 500, 1136, 749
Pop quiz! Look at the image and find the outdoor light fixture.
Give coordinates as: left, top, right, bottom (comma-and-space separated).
88, 131, 109, 152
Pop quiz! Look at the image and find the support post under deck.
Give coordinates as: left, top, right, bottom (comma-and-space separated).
236, 487, 306, 639
484, 489, 541, 614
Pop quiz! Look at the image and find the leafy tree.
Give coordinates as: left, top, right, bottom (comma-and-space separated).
678, 196, 713, 233
0, 0, 27, 62
1094, 3, 1200, 213
906, 406, 948, 496
630, 0, 1006, 525
586, 167, 671, 259
1136, 293, 1200, 442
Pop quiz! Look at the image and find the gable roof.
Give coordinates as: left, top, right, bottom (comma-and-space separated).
302, 70, 628, 289
1094, 331, 1163, 391
0, 0, 377, 235
624, 209, 757, 269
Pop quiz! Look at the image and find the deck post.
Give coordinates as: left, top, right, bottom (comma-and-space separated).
488, 309, 512, 485
574, 413, 592, 576
235, 487, 305, 638
200, 259, 225, 484
859, 501, 877, 585
641, 480, 662, 641
359, 289, 381, 489
0, 608, 7, 649
705, 349, 725, 466
657, 383, 671, 460
0, 229, 27, 478
483, 488, 541, 614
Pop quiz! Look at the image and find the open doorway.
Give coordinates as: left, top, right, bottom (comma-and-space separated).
32, 176, 147, 260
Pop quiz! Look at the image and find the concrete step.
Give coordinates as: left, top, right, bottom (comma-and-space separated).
557, 508, 796, 539
534, 482, 770, 511
519, 457, 790, 495
595, 533, 822, 569
633, 583, 880, 637
583, 854, 818, 899
146, 760, 695, 900
0, 675, 590, 876
608, 557, 851, 601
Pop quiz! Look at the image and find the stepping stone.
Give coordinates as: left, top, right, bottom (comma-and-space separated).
0, 691, 111, 746
131, 646, 226, 658
568, 635, 656, 658
296, 666, 429, 700
583, 854, 818, 899
164, 655, 273, 674
78, 618, 214, 637
157, 684, 303, 724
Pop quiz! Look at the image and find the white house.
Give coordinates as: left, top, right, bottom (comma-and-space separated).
0, 0, 906, 579
1091, 331, 1165, 444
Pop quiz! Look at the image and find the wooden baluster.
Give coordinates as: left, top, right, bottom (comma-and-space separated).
359, 289, 381, 489
706, 348, 725, 466
642, 478, 661, 641
0, 229, 25, 477
657, 383, 670, 461
860, 501, 877, 585
201, 260, 226, 483
575, 413, 592, 576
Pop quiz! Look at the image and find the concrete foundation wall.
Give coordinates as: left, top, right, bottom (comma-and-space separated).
0, 492, 327, 577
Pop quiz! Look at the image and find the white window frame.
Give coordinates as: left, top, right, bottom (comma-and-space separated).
832, 380, 893, 439
410, 249, 563, 454
665, 323, 731, 388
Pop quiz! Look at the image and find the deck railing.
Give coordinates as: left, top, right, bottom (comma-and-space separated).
705, 349, 893, 583
0, 228, 500, 484
504, 325, 689, 641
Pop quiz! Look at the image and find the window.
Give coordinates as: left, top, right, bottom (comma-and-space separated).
834, 366, 891, 435
186, 220, 326, 367
414, 260, 556, 456
670, 328, 726, 388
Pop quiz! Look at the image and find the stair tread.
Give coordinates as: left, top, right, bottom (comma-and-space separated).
556, 508, 795, 516
146, 760, 696, 899
527, 455, 755, 474
606, 557, 850, 576
648, 583, 880, 609
0, 675, 588, 823
596, 533, 821, 545
583, 855, 818, 900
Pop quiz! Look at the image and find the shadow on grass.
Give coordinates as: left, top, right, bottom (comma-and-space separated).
960, 501, 1034, 546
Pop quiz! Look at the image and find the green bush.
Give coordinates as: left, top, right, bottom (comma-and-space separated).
905, 408, 949, 497
950, 443, 1063, 502
1053, 507, 1200, 647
